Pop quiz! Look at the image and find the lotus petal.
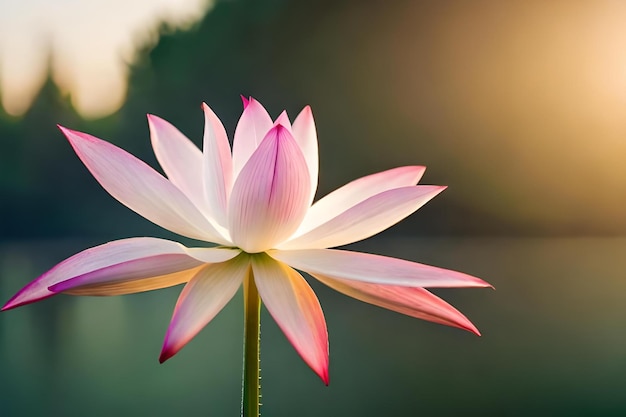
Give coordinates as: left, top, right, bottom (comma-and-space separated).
232, 98, 273, 179
252, 254, 329, 384
269, 248, 491, 288
60, 126, 228, 243
229, 125, 310, 253
312, 274, 480, 335
202, 103, 233, 228
49, 246, 239, 294
279, 186, 444, 250
147, 114, 207, 216
297, 166, 425, 234
291, 105, 319, 204
64, 266, 204, 296
2, 238, 239, 310
160, 254, 249, 362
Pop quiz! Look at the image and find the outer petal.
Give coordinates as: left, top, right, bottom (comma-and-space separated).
147, 114, 207, 216
229, 125, 311, 253
1, 238, 240, 310
269, 249, 492, 288
232, 97, 273, 180
279, 186, 444, 250
49, 246, 239, 294
202, 103, 233, 228
59, 126, 228, 243
63, 266, 204, 296
296, 166, 425, 234
292, 105, 319, 204
159, 254, 250, 362
312, 274, 480, 335
251, 254, 329, 384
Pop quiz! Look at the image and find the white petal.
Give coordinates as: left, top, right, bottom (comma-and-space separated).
147, 114, 208, 216
2, 238, 239, 310
269, 249, 492, 288
48, 246, 239, 293
279, 186, 444, 250
202, 103, 233, 228
160, 254, 249, 361
64, 266, 204, 296
297, 166, 425, 234
232, 98, 273, 180
60, 126, 228, 243
228, 125, 311, 253
312, 274, 480, 334
251, 254, 329, 383
292, 105, 319, 204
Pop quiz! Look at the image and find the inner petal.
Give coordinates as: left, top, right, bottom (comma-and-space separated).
228, 125, 310, 253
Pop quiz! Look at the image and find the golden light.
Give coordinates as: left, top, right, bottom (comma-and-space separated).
291, 0, 626, 233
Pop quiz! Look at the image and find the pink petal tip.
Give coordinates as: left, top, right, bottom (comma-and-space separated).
321, 370, 329, 386
1, 282, 55, 312
1, 299, 20, 312
158, 347, 176, 363
240, 95, 250, 109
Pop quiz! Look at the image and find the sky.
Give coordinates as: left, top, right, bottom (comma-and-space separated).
0, 0, 212, 118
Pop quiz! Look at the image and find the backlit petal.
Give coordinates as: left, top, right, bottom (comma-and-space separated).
279, 186, 444, 250
159, 254, 249, 362
232, 97, 273, 179
229, 125, 311, 253
252, 254, 328, 384
59, 126, 228, 243
147, 114, 207, 215
292, 105, 319, 204
49, 247, 239, 294
297, 166, 425, 234
269, 249, 492, 288
202, 103, 233, 227
312, 274, 480, 335
1, 238, 239, 310
64, 266, 204, 296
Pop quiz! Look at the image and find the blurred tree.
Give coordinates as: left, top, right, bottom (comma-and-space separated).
0, 0, 557, 239
1, 66, 79, 237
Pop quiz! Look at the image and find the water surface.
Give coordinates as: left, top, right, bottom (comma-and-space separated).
1, 237, 625, 416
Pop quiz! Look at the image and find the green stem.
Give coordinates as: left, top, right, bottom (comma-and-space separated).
242, 271, 261, 417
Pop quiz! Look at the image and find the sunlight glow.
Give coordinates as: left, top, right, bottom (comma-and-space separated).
0, 0, 213, 119
373, 0, 626, 232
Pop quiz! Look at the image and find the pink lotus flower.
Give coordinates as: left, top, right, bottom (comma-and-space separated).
2, 97, 490, 384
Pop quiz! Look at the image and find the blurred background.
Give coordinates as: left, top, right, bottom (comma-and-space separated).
1, 0, 625, 415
